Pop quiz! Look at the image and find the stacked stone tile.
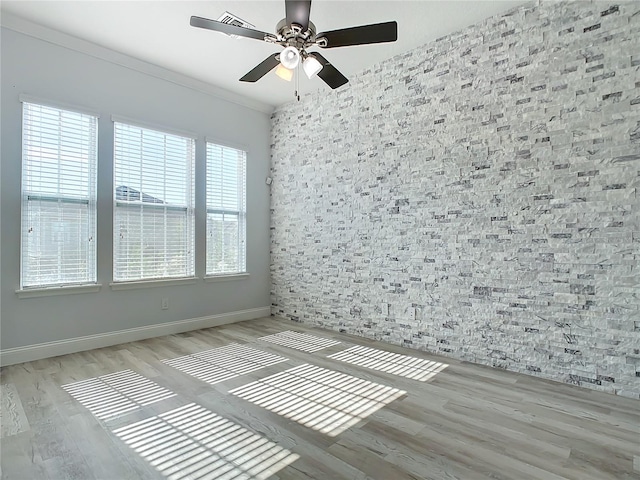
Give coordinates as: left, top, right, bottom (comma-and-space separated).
270, 1, 640, 398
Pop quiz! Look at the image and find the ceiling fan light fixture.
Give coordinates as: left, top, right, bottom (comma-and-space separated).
280, 46, 300, 69
303, 55, 323, 78
275, 63, 294, 81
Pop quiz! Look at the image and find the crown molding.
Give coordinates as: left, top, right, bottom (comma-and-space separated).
0, 11, 275, 115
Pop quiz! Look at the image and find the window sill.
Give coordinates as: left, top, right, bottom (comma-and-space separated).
16, 284, 102, 298
110, 277, 198, 291
204, 273, 250, 283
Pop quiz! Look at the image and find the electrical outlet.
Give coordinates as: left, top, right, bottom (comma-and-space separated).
161, 298, 169, 310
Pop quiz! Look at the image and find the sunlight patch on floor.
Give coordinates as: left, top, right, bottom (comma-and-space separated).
62, 370, 176, 420
163, 343, 288, 385
229, 364, 405, 437
328, 345, 448, 381
258, 331, 341, 352
113, 403, 299, 480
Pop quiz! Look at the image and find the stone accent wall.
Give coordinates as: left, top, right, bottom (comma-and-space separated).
270, 1, 640, 398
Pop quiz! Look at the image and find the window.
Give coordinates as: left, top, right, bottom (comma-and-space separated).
21, 101, 98, 288
206, 142, 246, 275
113, 122, 195, 282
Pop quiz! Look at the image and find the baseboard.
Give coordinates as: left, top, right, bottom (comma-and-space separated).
0, 306, 271, 366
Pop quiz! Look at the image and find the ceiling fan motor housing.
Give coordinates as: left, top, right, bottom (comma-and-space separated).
274, 18, 322, 53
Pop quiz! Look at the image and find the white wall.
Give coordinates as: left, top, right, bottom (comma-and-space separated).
0, 25, 273, 355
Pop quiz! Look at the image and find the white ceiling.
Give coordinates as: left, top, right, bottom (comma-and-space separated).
1, 1, 527, 110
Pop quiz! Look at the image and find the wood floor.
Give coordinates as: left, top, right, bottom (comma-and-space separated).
1, 317, 638, 480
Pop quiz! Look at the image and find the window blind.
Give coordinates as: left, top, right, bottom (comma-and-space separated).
113, 122, 195, 282
206, 143, 246, 275
21, 102, 98, 288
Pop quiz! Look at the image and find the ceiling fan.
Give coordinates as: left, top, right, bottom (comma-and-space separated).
190, 0, 397, 89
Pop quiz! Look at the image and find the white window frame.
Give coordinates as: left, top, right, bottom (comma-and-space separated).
19, 97, 99, 291
112, 118, 195, 283
206, 141, 247, 277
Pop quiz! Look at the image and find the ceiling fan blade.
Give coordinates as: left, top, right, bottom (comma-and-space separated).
190, 16, 276, 42
310, 52, 348, 89
318, 21, 397, 48
239, 54, 281, 82
285, 0, 312, 31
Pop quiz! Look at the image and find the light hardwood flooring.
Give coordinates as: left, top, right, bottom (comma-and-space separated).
1, 317, 638, 479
